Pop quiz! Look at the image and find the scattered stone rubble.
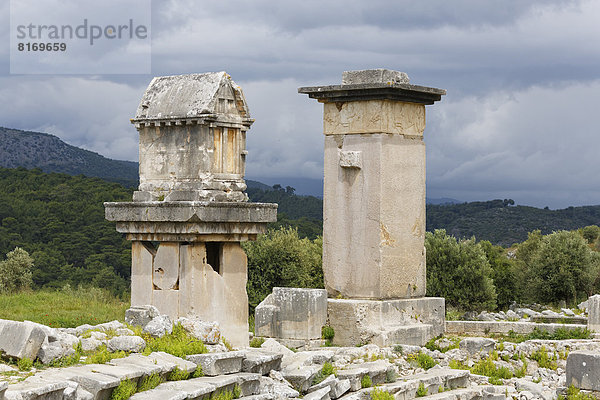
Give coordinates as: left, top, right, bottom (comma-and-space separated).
3, 311, 600, 400
465, 305, 588, 323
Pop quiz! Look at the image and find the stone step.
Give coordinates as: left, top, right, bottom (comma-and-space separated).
338, 368, 470, 400
131, 372, 261, 400
186, 351, 245, 376
3, 378, 69, 400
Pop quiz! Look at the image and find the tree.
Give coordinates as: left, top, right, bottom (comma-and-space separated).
0, 247, 34, 293
243, 227, 323, 311
425, 229, 496, 311
480, 240, 518, 310
519, 230, 600, 306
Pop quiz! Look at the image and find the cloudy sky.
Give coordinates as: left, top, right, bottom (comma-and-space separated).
1, 0, 599, 208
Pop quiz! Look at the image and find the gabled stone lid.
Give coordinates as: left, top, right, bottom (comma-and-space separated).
132, 71, 251, 123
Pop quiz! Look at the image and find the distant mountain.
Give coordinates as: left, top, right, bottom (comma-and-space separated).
0, 127, 138, 187
427, 197, 461, 205
250, 177, 324, 197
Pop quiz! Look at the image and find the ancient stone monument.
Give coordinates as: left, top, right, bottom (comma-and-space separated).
105, 72, 277, 347
299, 69, 446, 346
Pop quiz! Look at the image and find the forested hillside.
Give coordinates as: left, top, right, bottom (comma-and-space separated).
0, 127, 138, 187
0, 167, 132, 294
427, 199, 600, 247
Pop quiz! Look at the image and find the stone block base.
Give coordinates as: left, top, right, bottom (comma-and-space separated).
567, 350, 600, 391
327, 297, 445, 347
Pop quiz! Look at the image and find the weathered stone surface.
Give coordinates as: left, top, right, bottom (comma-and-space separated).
81, 338, 103, 352
143, 315, 172, 338
307, 374, 337, 394
260, 338, 294, 356
159, 379, 215, 399
242, 349, 283, 375
186, 351, 245, 376
587, 294, 600, 332
125, 305, 160, 328
35, 365, 121, 400
1, 382, 8, 400
281, 365, 321, 393
106, 335, 146, 353
145, 351, 197, 374
176, 317, 220, 345
129, 387, 187, 400
0, 320, 46, 360
566, 350, 600, 391
3, 378, 69, 400
303, 386, 331, 400
327, 298, 444, 346
258, 376, 299, 399
332, 379, 351, 399
446, 320, 587, 336
109, 353, 175, 376
459, 338, 496, 355
342, 69, 410, 86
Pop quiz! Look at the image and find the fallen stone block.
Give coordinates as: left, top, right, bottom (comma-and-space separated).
108, 354, 175, 379
567, 350, 600, 391
0, 320, 46, 360
258, 376, 299, 399
159, 380, 216, 399
192, 374, 240, 396
332, 379, 351, 399
1, 382, 8, 400
281, 350, 335, 370
143, 315, 172, 338
358, 360, 391, 386
588, 295, 600, 332
335, 367, 369, 392
125, 305, 160, 328
81, 338, 103, 353
232, 372, 261, 396
307, 374, 336, 394
106, 336, 146, 353
260, 338, 294, 356
145, 351, 197, 374
303, 386, 331, 400
255, 288, 327, 340
3, 378, 69, 400
186, 351, 245, 376
242, 349, 283, 375
176, 317, 221, 345
37, 341, 76, 365
35, 365, 125, 400
240, 395, 275, 400
281, 365, 321, 393
459, 337, 496, 355
129, 386, 187, 400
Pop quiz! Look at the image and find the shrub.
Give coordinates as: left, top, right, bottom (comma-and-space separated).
531, 346, 557, 370
416, 352, 436, 370
313, 362, 335, 385
425, 230, 496, 311
167, 367, 190, 381
17, 357, 33, 371
138, 373, 163, 392
110, 379, 137, 400
0, 248, 33, 294
416, 382, 427, 397
371, 387, 394, 400
361, 374, 372, 388
243, 227, 323, 311
322, 325, 335, 346
249, 337, 265, 348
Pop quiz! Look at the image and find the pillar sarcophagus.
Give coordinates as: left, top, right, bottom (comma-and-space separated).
105, 72, 277, 347
299, 69, 446, 346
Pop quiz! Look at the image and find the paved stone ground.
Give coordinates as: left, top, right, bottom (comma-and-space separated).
3, 333, 600, 400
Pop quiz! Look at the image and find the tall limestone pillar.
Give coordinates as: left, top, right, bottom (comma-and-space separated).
299, 69, 446, 346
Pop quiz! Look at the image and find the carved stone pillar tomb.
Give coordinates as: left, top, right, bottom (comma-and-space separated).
299, 69, 446, 346
105, 72, 277, 347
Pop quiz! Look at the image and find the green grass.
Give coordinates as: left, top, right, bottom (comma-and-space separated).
249, 337, 265, 348
0, 287, 128, 328
17, 357, 33, 371
502, 327, 592, 343
138, 373, 163, 392
531, 346, 558, 370
143, 324, 208, 358
558, 385, 596, 400
167, 367, 190, 381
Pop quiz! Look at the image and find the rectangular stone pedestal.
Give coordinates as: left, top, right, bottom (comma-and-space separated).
327, 297, 445, 347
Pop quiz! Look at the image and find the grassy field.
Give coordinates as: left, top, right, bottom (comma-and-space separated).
0, 286, 128, 327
